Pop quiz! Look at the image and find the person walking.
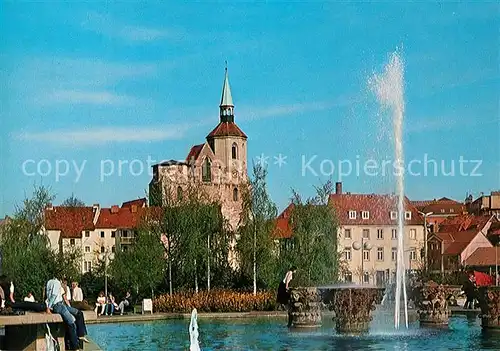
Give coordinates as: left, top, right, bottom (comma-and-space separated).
462, 271, 477, 309
276, 266, 297, 327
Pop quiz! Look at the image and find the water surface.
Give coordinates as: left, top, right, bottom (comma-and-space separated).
88, 316, 500, 350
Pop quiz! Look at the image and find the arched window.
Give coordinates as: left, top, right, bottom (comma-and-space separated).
232, 143, 238, 159
177, 186, 183, 201
202, 157, 212, 182
233, 187, 238, 201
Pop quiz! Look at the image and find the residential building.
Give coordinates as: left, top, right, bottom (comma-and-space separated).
149, 68, 247, 231
330, 183, 425, 286
467, 191, 500, 218
427, 214, 496, 272
43, 198, 154, 274
411, 197, 466, 232
274, 182, 426, 287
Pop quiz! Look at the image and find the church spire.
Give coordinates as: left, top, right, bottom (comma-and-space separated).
220, 64, 234, 122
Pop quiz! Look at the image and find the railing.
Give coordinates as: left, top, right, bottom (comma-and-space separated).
120, 237, 134, 244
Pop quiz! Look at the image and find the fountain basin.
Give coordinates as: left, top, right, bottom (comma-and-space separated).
412, 281, 451, 326
288, 287, 322, 328
319, 285, 384, 334
477, 286, 500, 331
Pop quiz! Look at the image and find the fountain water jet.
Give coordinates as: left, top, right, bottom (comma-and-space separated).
189, 308, 200, 351
370, 51, 408, 329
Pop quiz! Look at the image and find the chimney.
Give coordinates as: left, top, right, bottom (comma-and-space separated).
335, 182, 342, 195
111, 205, 119, 214
47, 203, 53, 210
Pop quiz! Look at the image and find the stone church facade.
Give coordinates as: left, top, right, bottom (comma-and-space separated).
149, 69, 248, 230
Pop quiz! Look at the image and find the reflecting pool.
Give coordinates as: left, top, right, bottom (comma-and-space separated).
88, 316, 500, 351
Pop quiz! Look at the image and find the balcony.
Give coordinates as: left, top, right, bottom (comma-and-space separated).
120, 237, 134, 245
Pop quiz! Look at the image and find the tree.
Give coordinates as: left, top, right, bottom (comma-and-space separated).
157, 182, 232, 294
0, 185, 58, 299
110, 224, 165, 298
279, 181, 340, 286
15, 184, 55, 238
237, 163, 278, 294
61, 194, 85, 207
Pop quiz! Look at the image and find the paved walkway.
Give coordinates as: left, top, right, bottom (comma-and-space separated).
87, 311, 289, 324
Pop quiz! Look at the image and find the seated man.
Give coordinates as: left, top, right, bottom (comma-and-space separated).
45, 276, 89, 350
0, 275, 44, 312
72, 282, 83, 302
118, 291, 131, 315
24, 292, 35, 302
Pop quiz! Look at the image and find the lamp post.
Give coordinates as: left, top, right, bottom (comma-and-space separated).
418, 211, 433, 270
353, 236, 372, 284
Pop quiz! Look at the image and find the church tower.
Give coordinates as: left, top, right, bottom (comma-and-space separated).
206, 68, 248, 180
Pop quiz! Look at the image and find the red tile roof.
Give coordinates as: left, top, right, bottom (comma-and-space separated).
273, 204, 294, 239
411, 197, 466, 216
95, 206, 161, 229
438, 214, 492, 233
328, 193, 423, 225
465, 247, 500, 266
44, 207, 96, 238
439, 230, 479, 255
185, 144, 205, 162
121, 198, 147, 208
206, 122, 247, 139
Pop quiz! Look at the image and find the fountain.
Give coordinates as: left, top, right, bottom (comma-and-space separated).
412, 281, 451, 326
370, 51, 409, 329
288, 284, 384, 333
288, 287, 323, 328
320, 285, 384, 333
189, 308, 200, 351
477, 286, 500, 330
288, 52, 410, 334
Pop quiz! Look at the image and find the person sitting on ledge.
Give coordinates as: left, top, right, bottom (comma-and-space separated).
0, 275, 45, 313
72, 282, 83, 302
45, 275, 90, 350
95, 291, 106, 316
104, 293, 118, 316
24, 292, 35, 302
118, 291, 131, 315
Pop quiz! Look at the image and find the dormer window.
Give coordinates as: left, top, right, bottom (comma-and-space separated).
348, 211, 357, 219
405, 211, 412, 220
390, 211, 397, 220
362, 211, 370, 219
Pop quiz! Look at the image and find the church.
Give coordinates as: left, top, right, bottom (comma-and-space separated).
149, 69, 248, 230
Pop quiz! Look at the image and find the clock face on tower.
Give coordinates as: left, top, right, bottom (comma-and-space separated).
232, 169, 238, 178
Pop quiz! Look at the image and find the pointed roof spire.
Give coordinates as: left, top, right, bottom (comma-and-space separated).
220, 63, 234, 107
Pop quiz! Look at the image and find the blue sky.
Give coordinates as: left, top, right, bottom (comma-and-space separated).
1, 2, 499, 216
